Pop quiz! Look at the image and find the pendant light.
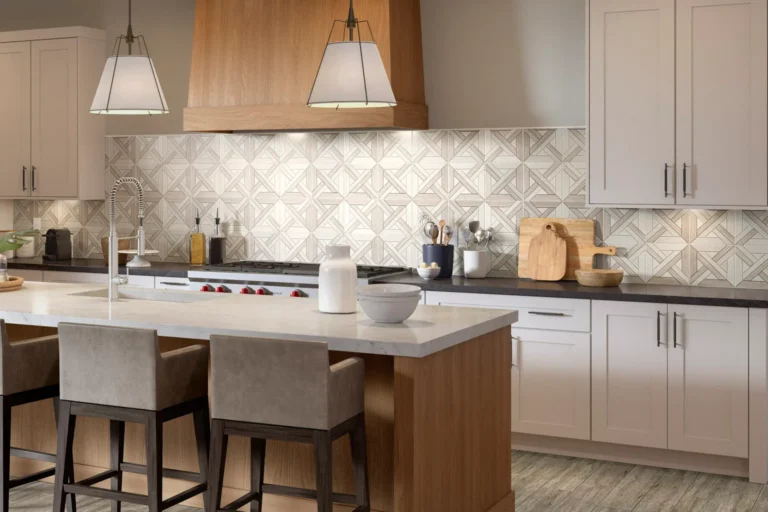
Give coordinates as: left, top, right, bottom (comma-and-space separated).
307, 0, 397, 109
90, 0, 169, 115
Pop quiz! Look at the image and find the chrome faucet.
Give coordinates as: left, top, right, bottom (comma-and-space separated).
108, 177, 149, 302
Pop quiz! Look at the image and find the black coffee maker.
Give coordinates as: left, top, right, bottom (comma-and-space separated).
43, 229, 72, 261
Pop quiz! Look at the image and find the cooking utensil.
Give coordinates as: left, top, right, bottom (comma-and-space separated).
527, 224, 567, 281
438, 220, 446, 245
422, 221, 436, 243
429, 225, 439, 245
468, 220, 480, 234
518, 218, 617, 280
483, 228, 493, 250
443, 226, 454, 246
461, 227, 472, 248
575, 269, 624, 287
474, 229, 488, 245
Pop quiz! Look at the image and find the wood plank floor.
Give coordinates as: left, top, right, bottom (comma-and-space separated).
513, 450, 768, 512
9, 450, 768, 512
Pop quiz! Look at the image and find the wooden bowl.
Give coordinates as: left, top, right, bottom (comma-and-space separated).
0, 276, 24, 293
101, 237, 130, 265
575, 269, 624, 288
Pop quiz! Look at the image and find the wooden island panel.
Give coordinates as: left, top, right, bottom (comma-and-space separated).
6, 324, 512, 512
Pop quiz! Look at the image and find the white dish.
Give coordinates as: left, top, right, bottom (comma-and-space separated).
358, 294, 420, 323
416, 267, 440, 280
356, 283, 421, 298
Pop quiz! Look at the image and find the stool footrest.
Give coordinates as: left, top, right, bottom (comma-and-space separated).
75, 469, 119, 487
63, 484, 149, 506
221, 490, 261, 511
262, 483, 357, 506
9, 467, 55, 489
119, 462, 204, 483
10, 447, 56, 464
161, 483, 207, 509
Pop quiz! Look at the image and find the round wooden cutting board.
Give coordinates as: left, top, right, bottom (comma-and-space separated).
0, 276, 24, 292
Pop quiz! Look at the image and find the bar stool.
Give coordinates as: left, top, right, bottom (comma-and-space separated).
0, 319, 74, 512
207, 335, 370, 512
52, 323, 210, 512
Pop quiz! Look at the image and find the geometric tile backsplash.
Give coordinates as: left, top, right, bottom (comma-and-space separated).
13, 128, 768, 289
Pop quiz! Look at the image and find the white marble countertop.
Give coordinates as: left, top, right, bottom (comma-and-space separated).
0, 282, 518, 358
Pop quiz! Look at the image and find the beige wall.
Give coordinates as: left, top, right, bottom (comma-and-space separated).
420, 0, 586, 129
0, 0, 196, 135
0, 0, 586, 134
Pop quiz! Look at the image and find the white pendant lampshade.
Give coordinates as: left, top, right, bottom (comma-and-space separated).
90, 56, 169, 115
308, 41, 396, 109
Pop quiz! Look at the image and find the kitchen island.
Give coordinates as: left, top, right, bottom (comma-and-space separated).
0, 282, 517, 512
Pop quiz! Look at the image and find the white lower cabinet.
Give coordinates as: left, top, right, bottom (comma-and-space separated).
668, 304, 749, 457
593, 300, 749, 457
592, 301, 668, 449
513, 328, 591, 440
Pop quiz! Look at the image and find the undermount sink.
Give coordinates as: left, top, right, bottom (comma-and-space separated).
70, 287, 219, 304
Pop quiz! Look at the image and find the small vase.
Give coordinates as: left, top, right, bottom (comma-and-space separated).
319, 245, 358, 314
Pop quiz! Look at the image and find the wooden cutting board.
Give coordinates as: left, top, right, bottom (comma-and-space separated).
519, 218, 617, 280
527, 224, 567, 281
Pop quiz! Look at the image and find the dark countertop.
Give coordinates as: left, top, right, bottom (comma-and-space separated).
7, 258, 192, 278
373, 273, 768, 309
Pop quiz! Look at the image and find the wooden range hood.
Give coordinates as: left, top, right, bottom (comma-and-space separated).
185, 0, 428, 132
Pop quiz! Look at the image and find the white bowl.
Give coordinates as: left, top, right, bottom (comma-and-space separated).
358, 294, 420, 323
416, 267, 440, 280
356, 284, 422, 298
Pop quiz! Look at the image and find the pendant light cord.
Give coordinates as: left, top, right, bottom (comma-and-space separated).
347, 0, 356, 41
126, 0, 135, 55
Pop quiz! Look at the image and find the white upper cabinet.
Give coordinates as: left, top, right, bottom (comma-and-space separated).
588, 0, 768, 208
676, 0, 768, 207
0, 27, 105, 200
0, 42, 30, 198
589, 0, 676, 206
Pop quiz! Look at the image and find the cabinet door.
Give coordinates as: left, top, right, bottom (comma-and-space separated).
31, 38, 78, 198
676, 0, 768, 207
592, 301, 668, 449
512, 328, 591, 440
668, 305, 748, 457
589, 0, 676, 206
0, 42, 30, 198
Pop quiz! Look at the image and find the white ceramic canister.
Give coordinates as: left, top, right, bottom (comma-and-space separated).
319, 245, 358, 314
464, 250, 491, 279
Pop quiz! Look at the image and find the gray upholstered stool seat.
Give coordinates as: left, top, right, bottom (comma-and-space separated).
53, 323, 210, 512
0, 319, 73, 512
208, 335, 370, 512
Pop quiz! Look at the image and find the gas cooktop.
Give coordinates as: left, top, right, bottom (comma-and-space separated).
202, 261, 409, 279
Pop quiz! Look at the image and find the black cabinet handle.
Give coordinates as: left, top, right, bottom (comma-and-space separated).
657, 311, 661, 347
673, 312, 678, 348
159, 282, 188, 287
22, 166, 26, 191
682, 164, 689, 197
31, 166, 36, 192
528, 311, 566, 317
664, 164, 669, 197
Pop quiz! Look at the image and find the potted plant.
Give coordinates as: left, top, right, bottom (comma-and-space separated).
0, 230, 38, 255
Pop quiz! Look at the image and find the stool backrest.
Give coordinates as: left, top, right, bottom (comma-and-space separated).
210, 335, 331, 430
58, 323, 160, 409
0, 319, 60, 395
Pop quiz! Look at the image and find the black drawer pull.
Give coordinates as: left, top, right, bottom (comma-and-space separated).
159, 282, 188, 286
528, 311, 567, 317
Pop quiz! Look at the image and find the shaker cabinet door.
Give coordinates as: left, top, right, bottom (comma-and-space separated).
667, 305, 749, 457
675, 0, 768, 207
512, 328, 591, 440
0, 41, 31, 198
589, 0, 676, 206
592, 301, 669, 449
31, 38, 78, 198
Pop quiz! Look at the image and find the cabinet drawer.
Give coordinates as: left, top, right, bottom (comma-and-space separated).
9, 269, 43, 282
424, 291, 590, 332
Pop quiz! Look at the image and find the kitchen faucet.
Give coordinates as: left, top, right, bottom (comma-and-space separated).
108, 177, 150, 302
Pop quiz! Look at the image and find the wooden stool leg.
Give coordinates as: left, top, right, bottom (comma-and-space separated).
145, 412, 163, 512
349, 414, 371, 511
193, 403, 211, 510
313, 430, 333, 512
109, 420, 125, 512
250, 438, 266, 512
208, 420, 228, 512
0, 396, 10, 512
54, 398, 77, 512
53, 401, 76, 512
